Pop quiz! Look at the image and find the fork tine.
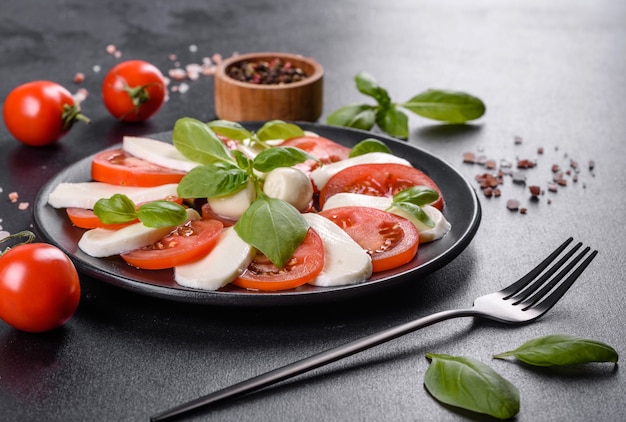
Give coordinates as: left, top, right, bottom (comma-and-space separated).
525, 248, 598, 313
510, 241, 582, 304
500, 237, 574, 298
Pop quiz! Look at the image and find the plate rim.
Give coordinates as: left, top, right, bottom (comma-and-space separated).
33, 122, 481, 306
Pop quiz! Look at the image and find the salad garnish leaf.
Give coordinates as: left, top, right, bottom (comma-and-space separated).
172, 117, 234, 165
94, 194, 187, 228
256, 120, 305, 143
424, 353, 520, 420
349, 138, 392, 158
177, 163, 248, 199
389, 186, 439, 227
206, 120, 251, 141
234, 193, 308, 268
327, 72, 486, 139
493, 334, 619, 367
253, 146, 317, 173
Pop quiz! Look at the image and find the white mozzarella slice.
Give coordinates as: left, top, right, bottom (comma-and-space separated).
77, 208, 200, 258
262, 167, 313, 211
122, 136, 199, 172
48, 182, 179, 210
174, 227, 255, 290
303, 213, 372, 287
310, 152, 412, 190
207, 182, 256, 220
322, 193, 451, 243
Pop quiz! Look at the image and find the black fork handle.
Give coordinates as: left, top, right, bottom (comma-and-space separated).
150, 308, 477, 421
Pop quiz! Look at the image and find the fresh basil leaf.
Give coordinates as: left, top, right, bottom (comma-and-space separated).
393, 186, 439, 207
136, 201, 188, 228
355, 72, 391, 107
493, 334, 619, 367
231, 149, 253, 172
253, 146, 316, 173
93, 194, 137, 224
234, 194, 308, 268
424, 353, 520, 420
172, 117, 234, 165
256, 120, 305, 142
207, 120, 252, 141
401, 89, 486, 123
177, 164, 249, 199
392, 202, 435, 228
349, 138, 392, 158
325, 104, 377, 131
376, 106, 409, 139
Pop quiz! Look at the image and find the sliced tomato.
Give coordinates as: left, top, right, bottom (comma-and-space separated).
120, 219, 224, 270
280, 136, 351, 174
91, 148, 186, 187
319, 163, 444, 210
66, 207, 137, 230
318, 206, 419, 273
233, 228, 324, 291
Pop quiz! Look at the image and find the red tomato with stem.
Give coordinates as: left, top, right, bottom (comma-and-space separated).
0, 242, 81, 333
121, 219, 224, 270
233, 228, 324, 291
318, 206, 419, 272
2, 80, 89, 146
102, 60, 166, 122
91, 148, 186, 187
319, 163, 444, 210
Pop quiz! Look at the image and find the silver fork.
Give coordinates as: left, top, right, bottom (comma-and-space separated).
151, 237, 597, 421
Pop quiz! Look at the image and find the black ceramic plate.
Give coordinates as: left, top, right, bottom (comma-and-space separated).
33, 123, 481, 306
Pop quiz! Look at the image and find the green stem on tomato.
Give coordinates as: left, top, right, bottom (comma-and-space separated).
0, 230, 36, 256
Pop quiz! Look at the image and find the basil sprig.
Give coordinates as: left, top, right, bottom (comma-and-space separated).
494, 334, 619, 367
390, 186, 439, 228
327, 72, 485, 139
173, 117, 316, 268
424, 353, 520, 420
93, 194, 188, 228
348, 138, 392, 158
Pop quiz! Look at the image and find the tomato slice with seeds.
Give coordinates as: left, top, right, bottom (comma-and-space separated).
318, 206, 419, 273
319, 163, 444, 210
280, 136, 351, 164
120, 219, 224, 270
91, 148, 186, 187
232, 228, 324, 291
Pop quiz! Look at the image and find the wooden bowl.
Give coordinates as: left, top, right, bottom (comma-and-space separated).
214, 52, 323, 122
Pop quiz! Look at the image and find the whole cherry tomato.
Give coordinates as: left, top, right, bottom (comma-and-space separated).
2, 80, 88, 147
0, 241, 81, 333
102, 60, 167, 122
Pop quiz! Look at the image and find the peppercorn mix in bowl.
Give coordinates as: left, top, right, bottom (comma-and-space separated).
214, 52, 323, 122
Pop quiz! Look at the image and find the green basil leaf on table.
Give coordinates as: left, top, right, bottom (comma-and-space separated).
424, 353, 520, 420
172, 117, 234, 165
376, 105, 409, 139
493, 334, 619, 366
136, 200, 188, 228
253, 146, 317, 173
355, 72, 392, 107
234, 194, 309, 268
177, 163, 249, 199
401, 89, 486, 123
349, 138, 392, 157
326, 104, 377, 131
93, 194, 138, 225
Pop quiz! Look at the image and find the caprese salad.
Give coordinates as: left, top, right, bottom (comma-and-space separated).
47, 118, 451, 292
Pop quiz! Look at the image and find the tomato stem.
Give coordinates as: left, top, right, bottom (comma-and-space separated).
62, 104, 91, 131
0, 230, 36, 256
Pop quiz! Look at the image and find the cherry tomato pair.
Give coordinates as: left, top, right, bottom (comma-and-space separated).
0, 238, 81, 333
3, 60, 166, 147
